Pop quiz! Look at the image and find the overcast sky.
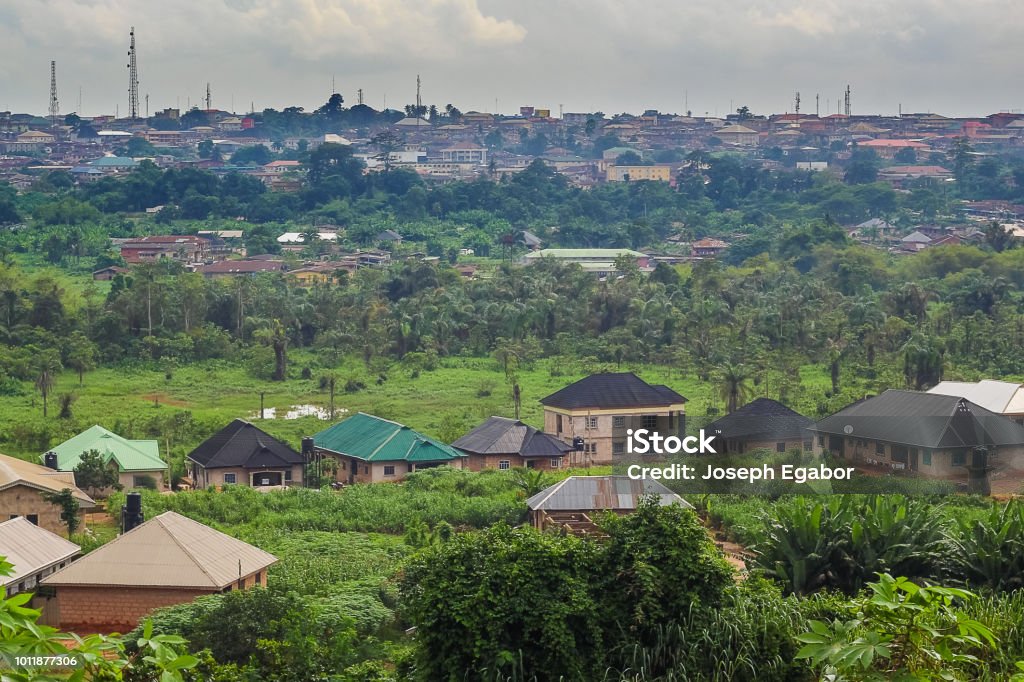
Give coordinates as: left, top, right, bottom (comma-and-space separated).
1, 0, 1020, 119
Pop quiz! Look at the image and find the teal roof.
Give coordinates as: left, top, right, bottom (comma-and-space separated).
312, 413, 466, 464
88, 156, 138, 168
45, 425, 164, 473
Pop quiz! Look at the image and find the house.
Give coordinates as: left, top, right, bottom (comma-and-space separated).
375, 229, 403, 244
523, 248, 651, 276
899, 230, 933, 252
540, 373, 687, 466
452, 416, 574, 471
288, 261, 358, 286
309, 412, 467, 484
45, 425, 167, 490
606, 165, 672, 182
525, 475, 691, 532
704, 398, 813, 455
715, 124, 760, 146
40, 511, 276, 631
187, 419, 304, 489
807, 390, 1024, 481
878, 165, 953, 189
690, 238, 730, 258
0, 517, 80, 597
4, 130, 56, 153
928, 380, 1024, 424
856, 139, 929, 159
196, 259, 287, 278
92, 265, 129, 281
120, 235, 208, 264
0, 453, 94, 537
439, 141, 487, 164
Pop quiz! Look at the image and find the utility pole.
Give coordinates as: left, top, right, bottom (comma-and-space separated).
816, 93, 820, 117
145, 93, 149, 118
49, 61, 59, 129
127, 26, 139, 119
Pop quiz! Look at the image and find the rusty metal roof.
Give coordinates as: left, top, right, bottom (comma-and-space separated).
525, 475, 691, 511
42, 511, 276, 589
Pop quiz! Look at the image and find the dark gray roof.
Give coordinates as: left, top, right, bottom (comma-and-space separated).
526, 475, 691, 511
540, 373, 687, 410
452, 417, 573, 458
808, 390, 1024, 449
187, 419, 304, 469
706, 398, 812, 442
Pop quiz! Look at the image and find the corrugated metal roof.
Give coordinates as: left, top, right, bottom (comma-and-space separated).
0, 517, 80, 585
928, 380, 1023, 415
47, 425, 165, 473
0, 453, 94, 506
809, 389, 1024, 449
705, 398, 812, 441
452, 416, 573, 457
42, 511, 276, 589
525, 476, 691, 511
187, 419, 303, 469
540, 373, 687, 410
313, 413, 466, 464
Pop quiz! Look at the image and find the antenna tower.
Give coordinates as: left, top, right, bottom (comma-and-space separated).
844, 84, 851, 116
205, 83, 212, 110
815, 93, 819, 117
357, 88, 364, 105
794, 91, 800, 115
127, 27, 139, 119
415, 74, 422, 114
49, 61, 60, 128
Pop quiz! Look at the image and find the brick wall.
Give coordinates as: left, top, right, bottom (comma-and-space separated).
0, 486, 85, 537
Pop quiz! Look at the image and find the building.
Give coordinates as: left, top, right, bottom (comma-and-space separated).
187, 419, 304, 489
0, 517, 80, 598
196, 259, 287, 278
439, 141, 487, 164
807, 389, 1024, 480
540, 373, 687, 466
525, 475, 691, 532
120, 236, 208, 264
45, 426, 166, 491
4, 130, 56, 153
452, 416, 574, 471
92, 265, 129, 281
1, 453, 94, 537
310, 412, 467, 484
715, 124, 760, 146
690, 238, 730, 258
523, 249, 651, 276
288, 261, 358, 286
606, 165, 672, 182
704, 398, 813, 455
928, 380, 1024, 424
40, 511, 276, 631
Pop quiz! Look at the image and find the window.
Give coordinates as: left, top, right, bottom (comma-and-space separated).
526, 460, 536, 469
776, 442, 786, 453
613, 416, 625, 428
587, 416, 599, 429
26, 515, 38, 526
922, 450, 932, 466
550, 458, 561, 468
133, 476, 147, 487
588, 443, 597, 454
875, 442, 885, 455
952, 451, 966, 466
556, 414, 563, 433
498, 460, 511, 470
223, 473, 236, 484
237, 579, 245, 590
254, 572, 261, 586
642, 415, 658, 430
363, 466, 369, 474
284, 469, 292, 482
613, 441, 625, 456
383, 465, 396, 477
818, 436, 825, 448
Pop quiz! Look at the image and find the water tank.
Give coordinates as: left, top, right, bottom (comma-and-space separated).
121, 492, 144, 533
44, 452, 59, 469
301, 437, 315, 457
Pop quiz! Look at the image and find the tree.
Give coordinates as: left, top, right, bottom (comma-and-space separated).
64, 331, 98, 385
735, 105, 752, 121
197, 139, 215, 159
717, 362, 752, 413
255, 318, 289, 381
42, 488, 80, 535
370, 130, 403, 172
33, 349, 62, 418
74, 448, 121, 491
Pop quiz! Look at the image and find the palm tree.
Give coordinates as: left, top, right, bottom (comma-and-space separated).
717, 362, 752, 414
34, 350, 63, 417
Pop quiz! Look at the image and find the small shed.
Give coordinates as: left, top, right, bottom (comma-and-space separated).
525, 475, 690, 534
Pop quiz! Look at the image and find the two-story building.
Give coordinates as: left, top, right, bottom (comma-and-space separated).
540, 373, 687, 466
120, 235, 208, 264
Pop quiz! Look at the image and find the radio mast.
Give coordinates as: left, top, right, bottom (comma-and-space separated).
49, 61, 60, 128
127, 27, 140, 119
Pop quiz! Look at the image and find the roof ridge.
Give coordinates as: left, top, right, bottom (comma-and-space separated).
156, 512, 221, 588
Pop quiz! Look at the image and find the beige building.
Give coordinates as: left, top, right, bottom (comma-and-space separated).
0, 517, 80, 598
540, 373, 687, 466
41, 511, 276, 631
0, 453, 94, 537
606, 164, 673, 182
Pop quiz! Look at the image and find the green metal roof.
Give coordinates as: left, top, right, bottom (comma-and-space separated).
312, 413, 466, 464
45, 425, 164, 473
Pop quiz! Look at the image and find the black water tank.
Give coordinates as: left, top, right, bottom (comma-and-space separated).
121, 492, 144, 533
572, 436, 585, 451
301, 437, 314, 457
44, 452, 59, 469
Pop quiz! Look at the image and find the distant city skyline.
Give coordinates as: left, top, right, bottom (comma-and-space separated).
0, 0, 1021, 120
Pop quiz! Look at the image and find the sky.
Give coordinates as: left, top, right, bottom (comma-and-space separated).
0, 0, 1021, 119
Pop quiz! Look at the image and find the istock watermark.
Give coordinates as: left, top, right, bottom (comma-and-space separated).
626, 428, 717, 455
